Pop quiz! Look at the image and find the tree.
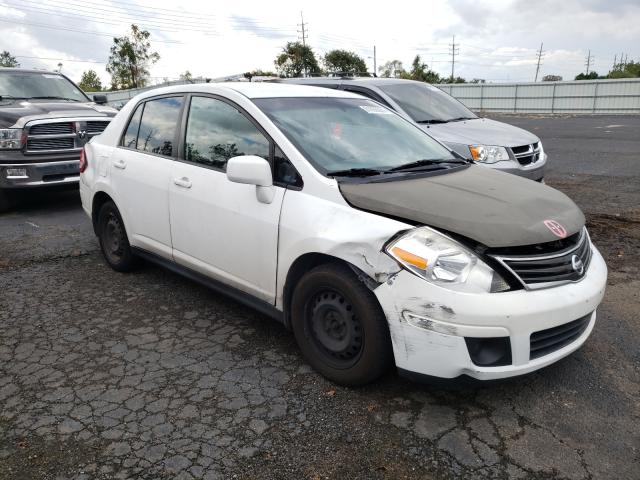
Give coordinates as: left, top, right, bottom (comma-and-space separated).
400, 55, 440, 83
274, 42, 321, 77
78, 70, 103, 92
243, 69, 279, 80
106, 24, 160, 90
470, 78, 486, 84
378, 60, 405, 78
323, 49, 368, 76
542, 74, 563, 81
0, 51, 19, 67
575, 71, 599, 80
606, 60, 640, 79
179, 70, 193, 83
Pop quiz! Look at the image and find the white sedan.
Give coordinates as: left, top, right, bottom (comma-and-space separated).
80, 83, 606, 386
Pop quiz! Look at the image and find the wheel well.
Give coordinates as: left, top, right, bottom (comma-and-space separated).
91, 191, 113, 235
282, 253, 377, 329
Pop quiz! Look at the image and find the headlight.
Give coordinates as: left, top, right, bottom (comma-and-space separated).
469, 145, 510, 164
385, 227, 510, 293
0, 129, 22, 150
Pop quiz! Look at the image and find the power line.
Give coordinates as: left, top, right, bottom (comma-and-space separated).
0, 17, 184, 43
534, 42, 544, 81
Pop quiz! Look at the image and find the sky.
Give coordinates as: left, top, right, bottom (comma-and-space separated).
1, 0, 639, 86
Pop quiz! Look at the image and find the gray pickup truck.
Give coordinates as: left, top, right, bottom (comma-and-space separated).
277, 77, 547, 181
0, 68, 117, 211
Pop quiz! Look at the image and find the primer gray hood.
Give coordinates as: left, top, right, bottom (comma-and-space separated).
419, 117, 538, 147
339, 166, 585, 248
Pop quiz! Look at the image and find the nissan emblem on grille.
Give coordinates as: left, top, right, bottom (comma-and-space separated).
543, 219, 568, 238
571, 255, 584, 274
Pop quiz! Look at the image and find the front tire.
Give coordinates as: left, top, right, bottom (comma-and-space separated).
291, 263, 393, 386
97, 201, 139, 272
0, 190, 14, 213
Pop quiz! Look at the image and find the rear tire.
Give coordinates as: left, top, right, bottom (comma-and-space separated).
97, 201, 139, 272
291, 263, 393, 386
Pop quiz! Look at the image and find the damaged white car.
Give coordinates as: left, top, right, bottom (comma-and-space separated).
80, 83, 607, 386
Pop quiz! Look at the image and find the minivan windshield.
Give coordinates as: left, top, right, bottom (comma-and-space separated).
0, 71, 89, 102
379, 82, 477, 123
254, 97, 458, 175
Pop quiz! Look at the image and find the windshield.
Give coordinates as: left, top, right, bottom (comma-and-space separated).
379, 82, 477, 123
0, 71, 89, 102
253, 97, 456, 175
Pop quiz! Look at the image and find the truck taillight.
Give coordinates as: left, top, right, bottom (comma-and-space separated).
79, 148, 88, 173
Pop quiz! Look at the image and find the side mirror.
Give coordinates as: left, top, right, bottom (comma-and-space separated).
227, 155, 272, 186
93, 94, 108, 105
226, 155, 274, 203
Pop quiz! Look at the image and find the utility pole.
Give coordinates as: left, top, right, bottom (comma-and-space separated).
449, 35, 459, 82
297, 11, 308, 77
613, 54, 617, 70
585, 49, 594, 75
534, 42, 544, 82
373, 45, 377, 76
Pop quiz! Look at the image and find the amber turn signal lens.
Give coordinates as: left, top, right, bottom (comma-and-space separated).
391, 247, 428, 270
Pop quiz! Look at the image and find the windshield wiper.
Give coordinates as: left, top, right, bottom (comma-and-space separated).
326, 167, 385, 177
416, 119, 449, 124
28, 96, 80, 102
387, 159, 469, 172
0, 95, 29, 101
447, 116, 476, 122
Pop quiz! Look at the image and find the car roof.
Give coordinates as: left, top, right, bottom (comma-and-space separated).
134, 82, 363, 100
277, 77, 426, 87
0, 67, 65, 75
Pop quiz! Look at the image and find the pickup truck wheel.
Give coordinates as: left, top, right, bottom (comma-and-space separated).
97, 201, 139, 272
291, 263, 393, 386
0, 190, 13, 213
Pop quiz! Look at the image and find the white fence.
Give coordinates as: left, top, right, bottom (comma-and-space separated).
92, 77, 640, 114
438, 78, 640, 114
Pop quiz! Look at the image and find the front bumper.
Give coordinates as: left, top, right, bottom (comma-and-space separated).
0, 160, 80, 188
483, 152, 547, 181
374, 245, 607, 380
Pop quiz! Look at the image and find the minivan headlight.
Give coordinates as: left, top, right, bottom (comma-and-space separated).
0, 129, 22, 150
469, 145, 509, 164
385, 227, 510, 293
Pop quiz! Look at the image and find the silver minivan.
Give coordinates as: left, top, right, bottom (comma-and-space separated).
279, 78, 546, 181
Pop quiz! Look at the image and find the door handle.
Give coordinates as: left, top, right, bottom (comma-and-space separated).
113, 159, 126, 170
174, 177, 192, 189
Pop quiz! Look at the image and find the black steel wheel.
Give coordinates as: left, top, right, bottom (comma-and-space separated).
97, 201, 139, 272
291, 263, 393, 386
307, 288, 363, 369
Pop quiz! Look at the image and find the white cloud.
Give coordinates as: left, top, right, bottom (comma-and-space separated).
2, 0, 639, 85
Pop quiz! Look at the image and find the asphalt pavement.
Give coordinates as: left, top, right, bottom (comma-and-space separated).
1, 115, 638, 479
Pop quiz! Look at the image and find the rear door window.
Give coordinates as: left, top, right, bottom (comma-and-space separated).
135, 96, 184, 157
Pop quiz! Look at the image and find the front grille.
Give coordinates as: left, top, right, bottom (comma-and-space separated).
511, 142, 540, 166
27, 138, 75, 151
86, 121, 109, 134
530, 313, 591, 359
29, 122, 74, 135
490, 228, 591, 289
24, 118, 111, 154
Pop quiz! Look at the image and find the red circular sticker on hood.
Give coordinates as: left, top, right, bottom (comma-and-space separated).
544, 219, 568, 238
